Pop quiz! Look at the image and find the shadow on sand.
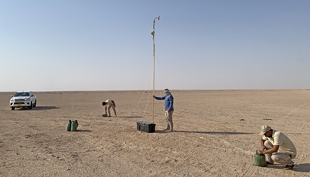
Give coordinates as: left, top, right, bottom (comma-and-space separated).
153, 130, 170, 134
266, 163, 310, 172
32, 106, 60, 110
16, 106, 60, 111
294, 163, 310, 172
175, 131, 254, 135
118, 116, 143, 118
74, 130, 92, 133
138, 130, 254, 134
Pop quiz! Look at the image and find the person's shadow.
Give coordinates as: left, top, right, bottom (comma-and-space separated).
151, 130, 254, 134
267, 163, 310, 172
175, 131, 254, 135
294, 163, 310, 172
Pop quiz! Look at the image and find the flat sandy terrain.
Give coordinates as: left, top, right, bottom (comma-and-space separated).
1, 90, 310, 176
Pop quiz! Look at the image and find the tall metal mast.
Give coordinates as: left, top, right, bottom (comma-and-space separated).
151, 16, 160, 123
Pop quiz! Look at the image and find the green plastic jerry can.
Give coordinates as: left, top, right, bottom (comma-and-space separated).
66, 120, 72, 131
71, 120, 78, 131
253, 151, 267, 167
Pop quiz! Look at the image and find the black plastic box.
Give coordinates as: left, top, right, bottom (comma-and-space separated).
137, 121, 156, 133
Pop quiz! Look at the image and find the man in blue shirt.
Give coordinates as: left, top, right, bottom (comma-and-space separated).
153, 89, 174, 132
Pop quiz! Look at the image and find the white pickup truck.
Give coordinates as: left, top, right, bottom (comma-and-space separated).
10, 91, 37, 110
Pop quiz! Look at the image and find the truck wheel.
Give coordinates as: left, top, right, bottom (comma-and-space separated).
33, 100, 37, 107
11, 107, 15, 110
28, 102, 33, 109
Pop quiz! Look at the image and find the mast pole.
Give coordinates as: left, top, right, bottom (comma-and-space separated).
151, 16, 160, 124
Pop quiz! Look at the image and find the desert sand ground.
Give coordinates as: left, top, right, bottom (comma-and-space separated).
0, 90, 310, 177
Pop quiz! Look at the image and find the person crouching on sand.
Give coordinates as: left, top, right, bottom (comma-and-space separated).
102, 99, 117, 117
257, 125, 297, 170
153, 89, 174, 132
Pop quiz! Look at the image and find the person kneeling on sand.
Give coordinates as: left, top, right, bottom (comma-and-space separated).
257, 125, 297, 170
102, 99, 117, 117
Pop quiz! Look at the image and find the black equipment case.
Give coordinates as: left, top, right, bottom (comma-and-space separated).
137, 121, 156, 133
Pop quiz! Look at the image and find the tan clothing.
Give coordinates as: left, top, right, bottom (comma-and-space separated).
262, 130, 296, 156
104, 99, 116, 117
105, 99, 114, 105
264, 140, 296, 166
165, 111, 173, 131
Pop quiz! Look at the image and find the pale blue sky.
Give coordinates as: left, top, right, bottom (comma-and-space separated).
1, 0, 309, 91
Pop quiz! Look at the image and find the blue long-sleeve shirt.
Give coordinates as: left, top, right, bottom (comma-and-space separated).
154, 94, 174, 111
